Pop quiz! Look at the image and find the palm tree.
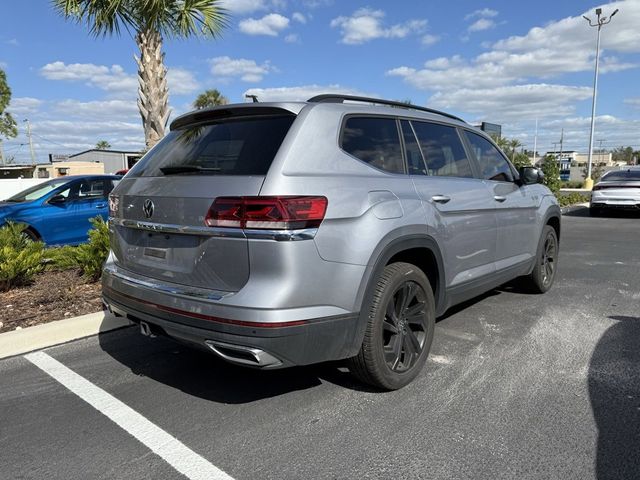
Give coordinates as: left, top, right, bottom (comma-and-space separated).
508, 138, 522, 162
95, 140, 111, 150
193, 89, 228, 109
53, 0, 228, 149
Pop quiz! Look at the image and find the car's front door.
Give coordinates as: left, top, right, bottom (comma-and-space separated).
463, 130, 538, 271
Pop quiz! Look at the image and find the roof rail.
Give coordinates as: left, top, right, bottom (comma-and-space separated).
307, 94, 466, 123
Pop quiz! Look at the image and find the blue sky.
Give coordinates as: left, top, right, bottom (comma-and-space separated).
1, 0, 639, 164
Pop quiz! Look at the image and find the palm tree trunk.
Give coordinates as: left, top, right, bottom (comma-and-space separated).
134, 28, 171, 149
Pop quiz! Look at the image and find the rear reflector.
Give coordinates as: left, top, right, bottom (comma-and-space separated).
205, 196, 328, 230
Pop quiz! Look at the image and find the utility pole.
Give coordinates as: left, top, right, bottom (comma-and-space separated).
533, 118, 538, 164
583, 7, 619, 190
24, 119, 36, 165
559, 128, 564, 162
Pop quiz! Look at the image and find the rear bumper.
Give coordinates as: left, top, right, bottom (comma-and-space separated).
102, 282, 361, 369
590, 200, 640, 210
591, 192, 640, 210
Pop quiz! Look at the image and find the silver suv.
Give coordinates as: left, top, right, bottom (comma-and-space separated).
103, 95, 560, 390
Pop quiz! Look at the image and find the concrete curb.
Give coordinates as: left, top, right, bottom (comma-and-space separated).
561, 202, 589, 215
0, 311, 131, 360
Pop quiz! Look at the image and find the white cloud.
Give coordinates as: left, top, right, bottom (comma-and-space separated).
468, 18, 496, 32
218, 0, 284, 14
243, 84, 375, 102
166, 68, 200, 95
624, 97, 640, 108
387, 0, 639, 151
210, 56, 275, 82
465, 8, 499, 21
40, 61, 137, 96
284, 33, 300, 43
53, 99, 138, 120
302, 0, 333, 8
330, 8, 426, 45
5, 38, 19, 46
8, 97, 43, 116
292, 12, 307, 24
421, 34, 439, 46
430, 84, 592, 122
239, 13, 290, 36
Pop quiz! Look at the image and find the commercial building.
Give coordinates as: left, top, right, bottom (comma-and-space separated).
66, 149, 142, 174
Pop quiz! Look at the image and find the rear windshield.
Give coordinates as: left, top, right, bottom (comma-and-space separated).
127, 115, 295, 177
601, 170, 640, 181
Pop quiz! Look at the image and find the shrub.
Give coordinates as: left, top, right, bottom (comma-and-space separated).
46, 217, 110, 281
560, 180, 584, 189
74, 216, 111, 281
0, 222, 45, 291
540, 155, 561, 195
45, 245, 79, 271
558, 192, 590, 207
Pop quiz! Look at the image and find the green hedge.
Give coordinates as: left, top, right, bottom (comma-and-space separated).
0, 217, 111, 292
0, 222, 45, 291
557, 192, 590, 207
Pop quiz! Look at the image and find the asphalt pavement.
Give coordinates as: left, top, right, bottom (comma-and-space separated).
1, 208, 639, 480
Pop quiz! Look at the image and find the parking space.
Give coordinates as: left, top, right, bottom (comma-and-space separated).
2, 209, 639, 480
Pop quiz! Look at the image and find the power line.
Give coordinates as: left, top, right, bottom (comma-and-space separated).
31, 133, 73, 148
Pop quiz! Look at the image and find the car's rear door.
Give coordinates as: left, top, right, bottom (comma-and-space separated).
403, 119, 498, 289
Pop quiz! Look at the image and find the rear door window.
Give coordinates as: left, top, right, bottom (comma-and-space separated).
341, 117, 404, 174
464, 131, 515, 182
411, 121, 474, 178
128, 115, 295, 177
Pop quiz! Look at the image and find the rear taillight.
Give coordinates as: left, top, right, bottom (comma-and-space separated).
205, 196, 328, 230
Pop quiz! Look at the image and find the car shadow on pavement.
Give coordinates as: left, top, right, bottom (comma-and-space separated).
564, 208, 640, 218
98, 327, 344, 403
589, 315, 640, 480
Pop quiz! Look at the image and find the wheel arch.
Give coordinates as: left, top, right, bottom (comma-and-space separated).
543, 205, 561, 242
347, 233, 446, 358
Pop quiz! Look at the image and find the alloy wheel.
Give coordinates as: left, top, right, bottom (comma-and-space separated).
382, 281, 428, 372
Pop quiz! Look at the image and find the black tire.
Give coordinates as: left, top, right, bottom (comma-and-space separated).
21, 227, 39, 242
348, 262, 435, 390
525, 225, 558, 294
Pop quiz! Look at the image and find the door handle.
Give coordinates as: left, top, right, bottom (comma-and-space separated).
494, 196, 507, 203
96, 204, 106, 208
431, 195, 451, 204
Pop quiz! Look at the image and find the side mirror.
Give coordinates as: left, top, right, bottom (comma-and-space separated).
48, 194, 66, 204
519, 166, 544, 185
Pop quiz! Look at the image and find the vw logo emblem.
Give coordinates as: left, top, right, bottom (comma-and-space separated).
142, 199, 154, 219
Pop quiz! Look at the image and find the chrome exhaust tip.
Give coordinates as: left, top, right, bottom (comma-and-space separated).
205, 340, 282, 368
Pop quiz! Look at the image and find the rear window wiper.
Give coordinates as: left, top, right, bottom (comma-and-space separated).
159, 165, 221, 175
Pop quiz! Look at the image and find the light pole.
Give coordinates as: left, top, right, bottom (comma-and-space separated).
583, 7, 619, 190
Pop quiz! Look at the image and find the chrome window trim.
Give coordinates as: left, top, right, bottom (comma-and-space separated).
109, 217, 318, 241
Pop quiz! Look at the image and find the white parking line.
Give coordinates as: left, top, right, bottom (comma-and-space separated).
24, 351, 235, 480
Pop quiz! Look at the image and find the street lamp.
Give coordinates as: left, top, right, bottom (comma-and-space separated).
582, 7, 619, 190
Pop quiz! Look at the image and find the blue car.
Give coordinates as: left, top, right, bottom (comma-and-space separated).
0, 175, 121, 245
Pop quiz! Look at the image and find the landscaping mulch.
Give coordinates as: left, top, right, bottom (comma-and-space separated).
0, 270, 102, 334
